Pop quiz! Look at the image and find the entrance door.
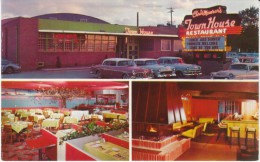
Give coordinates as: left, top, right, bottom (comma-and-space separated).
126, 37, 139, 59
116, 36, 127, 58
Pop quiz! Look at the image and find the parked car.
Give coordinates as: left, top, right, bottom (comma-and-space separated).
157, 57, 202, 78
225, 57, 240, 64
210, 63, 259, 79
238, 57, 259, 63
1, 59, 21, 74
134, 58, 176, 78
90, 58, 152, 79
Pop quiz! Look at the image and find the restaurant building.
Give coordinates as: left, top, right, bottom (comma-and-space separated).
2, 13, 182, 70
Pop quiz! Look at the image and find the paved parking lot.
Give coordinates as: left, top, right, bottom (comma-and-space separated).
2, 66, 211, 79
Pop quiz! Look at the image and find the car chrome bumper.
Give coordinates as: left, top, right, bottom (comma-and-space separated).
157, 73, 176, 78
184, 72, 202, 76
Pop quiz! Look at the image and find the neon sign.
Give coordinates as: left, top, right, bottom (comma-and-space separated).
179, 5, 242, 37
192, 6, 226, 18
125, 27, 153, 35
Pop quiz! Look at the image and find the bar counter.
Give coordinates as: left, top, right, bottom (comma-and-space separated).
222, 119, 258, 138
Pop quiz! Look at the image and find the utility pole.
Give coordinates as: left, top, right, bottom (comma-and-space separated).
167, 7, 174, 26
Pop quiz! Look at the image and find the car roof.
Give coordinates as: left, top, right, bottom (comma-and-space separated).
232, 63, 259, 66
158, 57, 181, 59
134, 58, 156, 61
103, 58, 131, 61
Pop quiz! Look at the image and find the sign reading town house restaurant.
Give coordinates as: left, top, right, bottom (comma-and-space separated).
179, 5, 242, 52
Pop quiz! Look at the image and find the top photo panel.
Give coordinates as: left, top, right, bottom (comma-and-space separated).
2, 1, 258, 79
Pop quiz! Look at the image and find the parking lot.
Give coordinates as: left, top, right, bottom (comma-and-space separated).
2, 66, 211, 79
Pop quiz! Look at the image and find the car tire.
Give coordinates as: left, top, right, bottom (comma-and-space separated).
122, 74, 130, 79
5, 67, 14, 74
176, 71, 184, 78
96, 70, 102, 78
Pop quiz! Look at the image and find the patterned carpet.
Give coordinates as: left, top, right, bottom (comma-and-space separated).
1, 126, 50, 161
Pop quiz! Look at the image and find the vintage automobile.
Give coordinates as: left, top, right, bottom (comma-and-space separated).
238, 57, 259, 63
157, 57, 202, 78
210, 63, 259, 79
134, 58, 176, 78
90, 58, 152, 79
1, 59, 21, 74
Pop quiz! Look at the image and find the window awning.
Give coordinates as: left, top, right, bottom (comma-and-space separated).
38, 29, 179, 38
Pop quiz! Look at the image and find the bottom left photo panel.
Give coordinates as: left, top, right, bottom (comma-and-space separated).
1, 80, 129, 161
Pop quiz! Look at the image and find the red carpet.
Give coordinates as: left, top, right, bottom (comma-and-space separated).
1, 127, 50, 161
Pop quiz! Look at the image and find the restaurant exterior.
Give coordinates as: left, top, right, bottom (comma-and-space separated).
178, 5, 242, 73
2, 13, 182, 70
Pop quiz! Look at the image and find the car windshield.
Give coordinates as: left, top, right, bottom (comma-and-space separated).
1, 59, 11, 65
145, 60, 158, 65
118, 60, 136, 66
230, 64, 248, 70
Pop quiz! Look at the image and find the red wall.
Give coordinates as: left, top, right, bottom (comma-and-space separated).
19, 18, 39, 71
191, 98, 218, 120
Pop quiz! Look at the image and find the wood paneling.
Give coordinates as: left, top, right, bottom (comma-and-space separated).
132, 82, 184, 125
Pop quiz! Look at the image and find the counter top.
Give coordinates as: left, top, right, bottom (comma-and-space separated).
222, 120, 258, 124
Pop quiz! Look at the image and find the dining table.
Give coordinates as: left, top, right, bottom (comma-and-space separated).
83, 141, 129, 161
42, 119, 60, 129
15, 109, 28, 115
103, 112, 127, 120
6, 121, 32, 133
33, 115, 46, 123
63, 116, 78, 124
2, 114, 15, 123
50, 113, 64, 119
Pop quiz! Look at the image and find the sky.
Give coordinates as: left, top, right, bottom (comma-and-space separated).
1, 0, 259, 26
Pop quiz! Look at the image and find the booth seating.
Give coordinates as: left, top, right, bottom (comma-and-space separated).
181, 124, 204, 139
26, 129, 57, 160
172, 120, 193, 131
199, 118, 214, 124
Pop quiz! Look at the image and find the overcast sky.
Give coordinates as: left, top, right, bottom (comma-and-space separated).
1, 0, 259, 26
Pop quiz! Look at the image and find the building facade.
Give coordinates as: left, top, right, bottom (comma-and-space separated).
2, 13, 182, 70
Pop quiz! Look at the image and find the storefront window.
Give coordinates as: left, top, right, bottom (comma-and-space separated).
161, 39, 171, 51
38, 33, 116, 53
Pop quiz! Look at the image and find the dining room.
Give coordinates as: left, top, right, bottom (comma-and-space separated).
1, 80, 129, 161
132, 81, 258, 161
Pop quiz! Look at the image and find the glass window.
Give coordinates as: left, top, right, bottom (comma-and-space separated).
38, 33, 116, 53
110, 61, 116, 66
161, 40, 171, 51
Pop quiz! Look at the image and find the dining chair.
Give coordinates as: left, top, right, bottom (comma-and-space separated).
3, 124, 16, 144
91, 115, 99, 122
43, 111, 50, 118
25, 123, 34, 139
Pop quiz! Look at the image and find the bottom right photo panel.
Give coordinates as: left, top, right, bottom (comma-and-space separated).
131, 81, 258, 161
